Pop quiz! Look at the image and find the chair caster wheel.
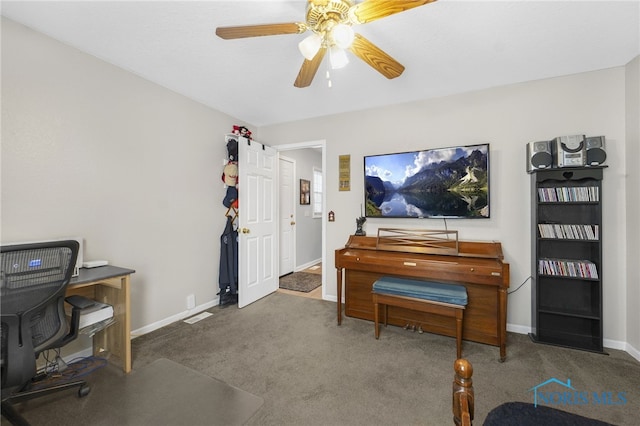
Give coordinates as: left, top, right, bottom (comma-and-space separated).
79, 384, 91, 397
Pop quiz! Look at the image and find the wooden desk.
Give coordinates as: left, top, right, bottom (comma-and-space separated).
67, 265, 135, 373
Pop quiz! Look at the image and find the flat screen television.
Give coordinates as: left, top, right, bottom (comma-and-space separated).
364, 143, 490, 219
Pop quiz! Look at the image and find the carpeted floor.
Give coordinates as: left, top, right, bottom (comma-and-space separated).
8, 292, 640, 426
279, 271, 322, 292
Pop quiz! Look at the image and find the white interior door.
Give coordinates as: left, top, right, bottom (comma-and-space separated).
238, 137, 278, 308
278, 156, 295, 276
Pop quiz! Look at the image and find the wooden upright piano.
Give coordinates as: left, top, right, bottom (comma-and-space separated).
335, 229, 510, 361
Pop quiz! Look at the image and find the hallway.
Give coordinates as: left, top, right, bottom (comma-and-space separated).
277, 263, 322, 300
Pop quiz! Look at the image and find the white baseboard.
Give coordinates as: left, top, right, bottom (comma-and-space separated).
507, 323, 531, 335
506, 323, 639, 361
624, 343, 640, 362
295, 258, 322, 272
603, 337, 627, 352
131, 299, 219, 338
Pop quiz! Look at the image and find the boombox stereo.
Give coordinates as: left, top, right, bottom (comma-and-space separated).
585, 136, 607, 166
554, 134, 586, 168
526, 135, 607, 173
526, 140, 553, 172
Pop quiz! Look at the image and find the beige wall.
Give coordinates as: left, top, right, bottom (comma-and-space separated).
258, 67, 630, 348
625, 55, 640, 355
1, 18, 249, 332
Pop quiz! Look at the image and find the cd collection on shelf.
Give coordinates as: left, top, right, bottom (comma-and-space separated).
538, 258, 598, 279
538, 224, 599, 240
537, 186, 599, 202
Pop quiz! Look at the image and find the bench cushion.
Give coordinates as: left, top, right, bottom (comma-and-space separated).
373, 277, 468, 306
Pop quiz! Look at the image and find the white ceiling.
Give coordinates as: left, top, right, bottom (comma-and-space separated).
2, 1, 639, 127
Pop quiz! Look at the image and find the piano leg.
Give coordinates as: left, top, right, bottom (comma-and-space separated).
336, 267, 343, 325
374, 300, 380, 339
499, 287, 507, 362
456, 310, 463, 359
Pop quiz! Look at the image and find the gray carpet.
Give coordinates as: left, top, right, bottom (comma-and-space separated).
8, 292, 640, 426
279, 272, 321, 292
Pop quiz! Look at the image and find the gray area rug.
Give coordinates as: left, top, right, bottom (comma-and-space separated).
279, 272, 321, 292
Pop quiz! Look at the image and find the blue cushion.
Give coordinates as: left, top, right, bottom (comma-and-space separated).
373, 276, 467, 306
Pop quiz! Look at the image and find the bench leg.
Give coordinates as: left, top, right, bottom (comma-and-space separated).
456, 310, 464, 359
383, 304, 388, 327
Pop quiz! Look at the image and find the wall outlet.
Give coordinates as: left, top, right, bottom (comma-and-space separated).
187, 294, 196, 310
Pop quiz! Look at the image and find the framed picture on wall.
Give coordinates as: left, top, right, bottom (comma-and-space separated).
300, 179, 310, 205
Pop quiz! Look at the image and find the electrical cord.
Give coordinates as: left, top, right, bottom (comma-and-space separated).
33, 352, 108, 389
507, 275, 532, 295
438, 218, 530, 296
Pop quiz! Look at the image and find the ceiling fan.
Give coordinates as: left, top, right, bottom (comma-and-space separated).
216, 0, 437, 88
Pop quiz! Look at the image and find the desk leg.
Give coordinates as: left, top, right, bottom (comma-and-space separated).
94, 275, 132, 373
121, 274, 132, 372
336, 268, 342, 325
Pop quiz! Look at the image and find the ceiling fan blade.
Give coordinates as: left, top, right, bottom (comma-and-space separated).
216, 23, 304, 39
294, 48, 327, 88
348, 33, 404, 79
349, 0, 437, 24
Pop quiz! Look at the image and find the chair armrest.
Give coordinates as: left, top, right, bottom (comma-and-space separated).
65, 295, 96, 310
62, 296, 95, 346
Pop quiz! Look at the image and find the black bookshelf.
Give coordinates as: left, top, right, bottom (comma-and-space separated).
529, 167, 606, 353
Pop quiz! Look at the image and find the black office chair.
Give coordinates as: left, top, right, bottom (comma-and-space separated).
1, 240, 90, 426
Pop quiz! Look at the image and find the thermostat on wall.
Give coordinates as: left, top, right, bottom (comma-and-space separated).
82, 260, 109, 268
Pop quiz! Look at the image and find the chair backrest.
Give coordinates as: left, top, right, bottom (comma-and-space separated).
1, 240, 79, 390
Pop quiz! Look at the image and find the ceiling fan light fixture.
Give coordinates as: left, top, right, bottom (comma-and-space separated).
331, 23, 354, 49
329, 46, 349, 69
217, 0, 437, 87
298, 33, 323, 60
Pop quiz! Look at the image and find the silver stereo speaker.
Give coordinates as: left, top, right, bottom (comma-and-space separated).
554, 135, 585, 168
526, 140, 553, 173
585, 136, 606, 166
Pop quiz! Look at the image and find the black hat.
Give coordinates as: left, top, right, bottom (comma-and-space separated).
223, 186, 238, 208
226, 138, 238, 161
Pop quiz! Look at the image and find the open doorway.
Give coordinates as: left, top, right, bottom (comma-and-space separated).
276, 140, 326, 301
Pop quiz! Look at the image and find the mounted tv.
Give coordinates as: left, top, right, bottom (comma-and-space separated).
364, 143, 490, 219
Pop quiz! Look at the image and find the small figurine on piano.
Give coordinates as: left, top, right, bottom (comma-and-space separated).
355, 216, 366, 236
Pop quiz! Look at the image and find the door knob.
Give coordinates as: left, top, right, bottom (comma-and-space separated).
241, 228, 250, 234
290, 221, 296, 225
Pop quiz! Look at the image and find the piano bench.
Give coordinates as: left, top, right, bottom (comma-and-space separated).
372, 277, 468, 358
